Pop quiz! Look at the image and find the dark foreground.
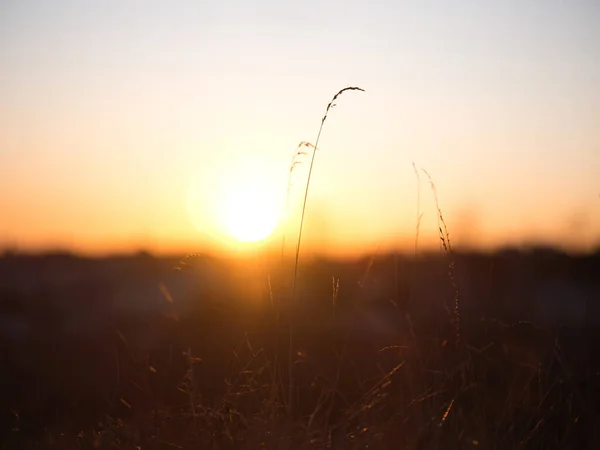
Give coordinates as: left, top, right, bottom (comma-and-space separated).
1, 248, 600, 449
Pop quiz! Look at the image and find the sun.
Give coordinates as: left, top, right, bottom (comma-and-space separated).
187, 156, 284, 246
221, 181, 280, 243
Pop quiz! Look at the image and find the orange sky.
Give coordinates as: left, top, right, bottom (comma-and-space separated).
1, 1, 599, 256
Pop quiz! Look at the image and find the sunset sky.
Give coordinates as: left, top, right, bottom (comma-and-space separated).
1, 0, 599, 256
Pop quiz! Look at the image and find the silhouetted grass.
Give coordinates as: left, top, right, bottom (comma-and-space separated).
289, 86, 364, 417
2, 250, 599, 448
2, 84, 599, 449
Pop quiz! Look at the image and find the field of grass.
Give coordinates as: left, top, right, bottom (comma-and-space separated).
1, 88, 600, 449
1, 249, 600, 449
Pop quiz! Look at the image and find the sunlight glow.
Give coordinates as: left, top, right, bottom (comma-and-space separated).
221, 182, 280, 243
187, 156, 284, 246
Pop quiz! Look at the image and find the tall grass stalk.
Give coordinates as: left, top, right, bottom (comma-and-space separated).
281, 142, 313, 263
287, 86, 364, 417
405, 162, 424, 367
412, 162, 423, 257
421, 169, 461, 348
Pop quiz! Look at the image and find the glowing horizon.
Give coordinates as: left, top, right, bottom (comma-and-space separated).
1, 1, 599, 257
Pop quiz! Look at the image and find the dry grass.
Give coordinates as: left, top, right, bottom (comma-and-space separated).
3, 87, 596, 450
4, 252, 593, 449
421, 168, 461, 349
292, 86, 365, 297
288, 86, 364, 417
